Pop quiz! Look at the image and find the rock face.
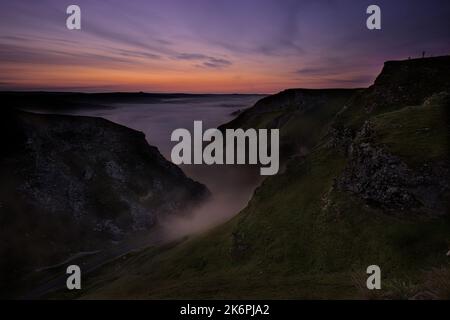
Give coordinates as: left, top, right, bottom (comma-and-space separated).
362, 56, 450, 112
0, 110, 209, 296
331, 57, 450, 214
336, 122, 449, 213
334, 56, 450, 130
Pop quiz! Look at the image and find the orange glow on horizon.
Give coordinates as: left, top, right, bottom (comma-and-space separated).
1, 61, 377, 94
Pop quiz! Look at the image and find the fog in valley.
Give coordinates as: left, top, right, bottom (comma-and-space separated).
66, 95, 264, 241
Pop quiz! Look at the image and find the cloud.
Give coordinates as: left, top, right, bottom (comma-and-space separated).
201, 57, 232, 69
83, 22, 174, 57
0, 43, 158, 71
295, 67, 331, 76
112, 48, 162, 60
174, 53, 209, 60
174, 53, 232, 69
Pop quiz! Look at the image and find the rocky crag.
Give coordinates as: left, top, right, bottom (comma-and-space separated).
0, 110, 209, 297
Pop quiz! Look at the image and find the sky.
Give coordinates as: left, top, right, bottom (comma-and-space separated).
0, 0, 449, 93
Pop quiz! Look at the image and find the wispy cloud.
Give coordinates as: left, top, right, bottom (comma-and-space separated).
174, 53, 209, 60
174, 53, 232, 69
201, 57, 232, 69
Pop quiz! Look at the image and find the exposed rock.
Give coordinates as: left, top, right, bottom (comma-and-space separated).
333, 56, 450, 130
0, 110, 209, 295
326, 126, 353, 152
336, 122, 449, 213
10, 111, 209, 233
364, 57, 450, 112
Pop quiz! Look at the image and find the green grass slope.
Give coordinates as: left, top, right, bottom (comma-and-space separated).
220, 89, 359, 160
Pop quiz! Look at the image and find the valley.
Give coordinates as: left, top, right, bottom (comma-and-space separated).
1, 56, 449, 300
65, 56, 450, 300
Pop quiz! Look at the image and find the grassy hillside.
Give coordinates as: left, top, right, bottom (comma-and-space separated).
370, 92, 449, 168
220, 89, 359, 161
68, 57, 450, 300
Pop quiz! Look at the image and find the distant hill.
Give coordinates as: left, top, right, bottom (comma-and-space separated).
0, 91, 265, 112
72, 56, 450, 299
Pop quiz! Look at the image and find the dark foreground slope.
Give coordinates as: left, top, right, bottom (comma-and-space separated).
69, 56, 449, 299
0, 110, 209, 298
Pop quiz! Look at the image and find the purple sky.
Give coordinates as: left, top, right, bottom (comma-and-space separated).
0, 0, 449, 93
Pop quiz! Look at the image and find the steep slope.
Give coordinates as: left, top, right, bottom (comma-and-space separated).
0, 110, 209, 298
220, 88, 359, 160
67, 56, 450, 299
334, 56, 450, 131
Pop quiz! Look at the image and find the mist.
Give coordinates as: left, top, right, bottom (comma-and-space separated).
160, 164, 263, 240
67, 95, 264, 241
